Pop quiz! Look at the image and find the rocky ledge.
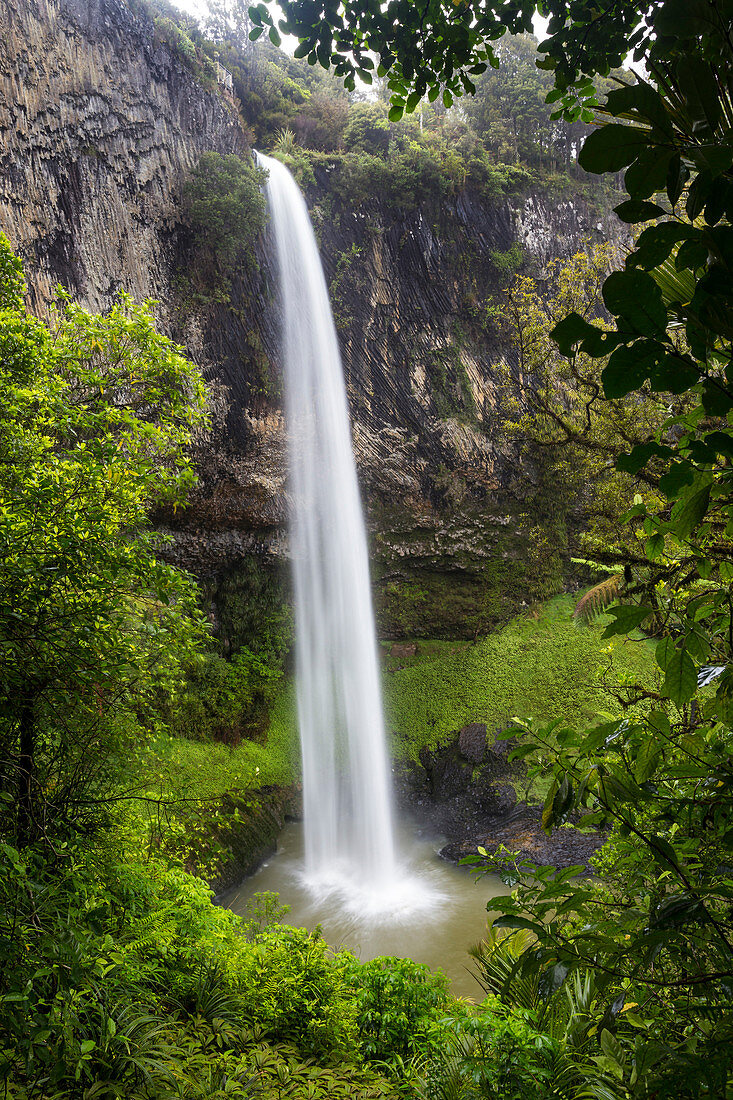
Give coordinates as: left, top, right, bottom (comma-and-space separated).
395, 722, 606, 872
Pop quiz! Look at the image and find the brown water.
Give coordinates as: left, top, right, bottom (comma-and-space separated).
220, 819, 508, 1000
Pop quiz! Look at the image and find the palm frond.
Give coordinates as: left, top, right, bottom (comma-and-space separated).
468, 926, 539, 1009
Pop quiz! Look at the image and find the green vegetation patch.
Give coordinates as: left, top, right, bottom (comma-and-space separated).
136, 685, 299, 800
383, 595, 656, 760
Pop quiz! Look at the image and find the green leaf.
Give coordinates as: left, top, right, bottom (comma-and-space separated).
578, 125, 651, 174
655, 637, 676, 672
701, 379, 733, 415
687, 171, 713, 220
658, 460, 695, 499
675, 237, 709, 272
601, 605, 652, 637
617, 440, 674, 474
614, 200, 665, 224
629, 223, 693, 270
600, 1028, 626, 1068
661, 649, 697, 705
605, 81, 672, 136
670, 472, 712, 539
666, 154, 690, 206
551, 312, 603, 356
602, 270, 667, 336
492, 915, 545, 934
635, 740, 662, 783
675, 56, 722, 136
602, 341, 662, 398
625, 146, 673, 199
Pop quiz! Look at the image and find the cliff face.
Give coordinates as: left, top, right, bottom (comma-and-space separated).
0, 0, 616, 640
0, 0, 243, 315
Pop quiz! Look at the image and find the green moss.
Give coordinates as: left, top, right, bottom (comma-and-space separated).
202, 555, 292, 660
137, 684, 299, 799
383, 595, 657, 762
374, 557, 563, 639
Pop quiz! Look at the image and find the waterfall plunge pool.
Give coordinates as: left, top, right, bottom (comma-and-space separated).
220, 819, 508, 1000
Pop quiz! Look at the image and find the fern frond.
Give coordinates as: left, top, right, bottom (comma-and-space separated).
468, 926, 539, 1009
573, 574, 623, 626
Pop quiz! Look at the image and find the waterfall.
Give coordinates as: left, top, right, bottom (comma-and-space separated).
258, 152, 397, 893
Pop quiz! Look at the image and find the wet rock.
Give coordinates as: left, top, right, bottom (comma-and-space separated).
458, 722, 487, 763
470, 779, 516, 817
440, 810, 607, 871
391, 642, 418, 659
419, 743, 473, 801
207, 784, 302, 894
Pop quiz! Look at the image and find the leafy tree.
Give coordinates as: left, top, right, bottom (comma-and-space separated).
495, 242, 689, 566
293, 89, 349, 151
342, 102, 391, 155
0, 236, 208, 846
248, 0, 646, 116
183, 151, 267, 277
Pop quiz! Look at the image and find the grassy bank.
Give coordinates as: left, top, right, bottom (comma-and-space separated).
383, 595, 656, 761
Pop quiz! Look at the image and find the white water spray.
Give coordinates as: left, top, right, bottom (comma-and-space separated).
259, 153, 399, 899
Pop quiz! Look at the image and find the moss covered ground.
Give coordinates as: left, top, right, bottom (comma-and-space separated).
382, 594, 656, 762
135, 686, 300, 803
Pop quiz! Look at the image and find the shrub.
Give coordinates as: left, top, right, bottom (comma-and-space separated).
164, 646, 282, 744
340, 955, 451, 1064
183, 151, 267, 275
238, 926, 359, 1056
343, 102, 391, 155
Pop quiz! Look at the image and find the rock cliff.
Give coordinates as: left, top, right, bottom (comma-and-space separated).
0, 0, 618, 640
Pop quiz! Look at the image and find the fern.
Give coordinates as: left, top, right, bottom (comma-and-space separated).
468, 926, 539, 1010
573, 573, 624, 626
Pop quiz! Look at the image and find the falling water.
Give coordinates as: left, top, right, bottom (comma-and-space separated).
258, 152, 398, 899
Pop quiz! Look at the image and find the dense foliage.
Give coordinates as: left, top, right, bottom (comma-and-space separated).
5, 0, 733, 1094
183, 151, 268, 279
0, 239, 208, 849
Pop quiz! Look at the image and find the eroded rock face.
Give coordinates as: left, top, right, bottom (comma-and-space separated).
1, 0, 622, 638
0, 0, 243, 315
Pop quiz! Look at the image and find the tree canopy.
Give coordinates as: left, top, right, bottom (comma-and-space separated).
0, 236, 208, 846
248, 0, 671, 116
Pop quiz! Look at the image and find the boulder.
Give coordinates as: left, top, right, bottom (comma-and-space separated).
458, 722, 487, 762
471, 779, 517, 817
419, 744, 473, 801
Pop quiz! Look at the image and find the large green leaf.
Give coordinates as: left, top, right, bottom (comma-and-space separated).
661, 649, 697, 705
625, 146, 674, 199
602, 270, 667, 336
669, 472, 712, 539
578, 124, 653, 173
601, 605, 653, 637
605, 81, 673, 136
601, 341, 661, 399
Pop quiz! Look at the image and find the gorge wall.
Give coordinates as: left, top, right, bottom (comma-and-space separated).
0, 0, 619, 641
